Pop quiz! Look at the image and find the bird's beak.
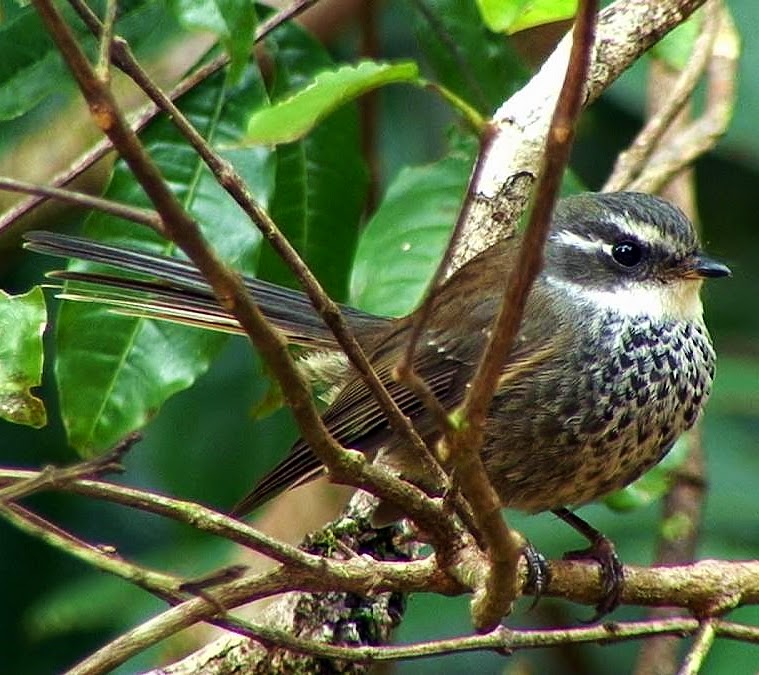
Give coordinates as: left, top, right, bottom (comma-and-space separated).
681, 253, 731, 280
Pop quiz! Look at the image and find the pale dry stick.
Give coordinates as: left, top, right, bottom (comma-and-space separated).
622, 4, 738, 193
604, 0, 722, 192
0, 0, 324, 234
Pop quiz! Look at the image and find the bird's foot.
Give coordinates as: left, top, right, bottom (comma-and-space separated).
562, 534, 624, 621
553, 507, 624, 621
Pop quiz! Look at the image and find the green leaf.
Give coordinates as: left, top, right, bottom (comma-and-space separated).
0, 287, 47, 428
256, 22, 368, 300
411, 0, 528, 113
54, 62, 274, 455
477, 0, 577, 35
168, 0, 257, 84
350, 146, 475, 317
246, 60, 421, 145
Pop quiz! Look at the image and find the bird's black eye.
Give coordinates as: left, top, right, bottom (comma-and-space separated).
611, 241, 643, 267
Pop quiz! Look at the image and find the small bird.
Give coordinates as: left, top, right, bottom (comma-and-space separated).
25, 192, 729, 524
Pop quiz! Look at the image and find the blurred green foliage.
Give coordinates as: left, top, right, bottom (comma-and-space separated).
0, 1, 757, 674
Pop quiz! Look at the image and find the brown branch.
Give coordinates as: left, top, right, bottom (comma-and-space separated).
4, 462, 756, 613
66, 0, 444, 510
2, 459, 755, 673
437, 0, 599, 633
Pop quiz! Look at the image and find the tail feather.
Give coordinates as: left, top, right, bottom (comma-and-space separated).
25, 231, 383, 349
24, 230, 395, 514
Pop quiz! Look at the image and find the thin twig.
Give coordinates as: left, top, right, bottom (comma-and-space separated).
66, 0, 445, 508
0, 501, 184, 599
72, 607, 759, 675
395, 126, 497, 434
95, 0, 117, 81
442, 0, 599, 633
0, 177, 162, 231
678, 619, 717, 675
0, 432, 137, 503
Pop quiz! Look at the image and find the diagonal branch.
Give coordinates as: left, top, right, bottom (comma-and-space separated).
31, 0, 457, 548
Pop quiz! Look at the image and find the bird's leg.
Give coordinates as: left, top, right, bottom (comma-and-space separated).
552, 507, 624, 620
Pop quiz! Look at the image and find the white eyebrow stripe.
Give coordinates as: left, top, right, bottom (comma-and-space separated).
550, 229, 603, 251
605, 211, 669, 248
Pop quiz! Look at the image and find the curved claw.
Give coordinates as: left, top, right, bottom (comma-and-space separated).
563, 535, 624, 621
522, 541, 550, 610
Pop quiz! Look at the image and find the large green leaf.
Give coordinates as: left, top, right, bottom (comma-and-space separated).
350, 148, 474, 317
247, 61, 421, 145
55, 63, 274, 455
256, 23, 368, 300
0, 287, 47, 429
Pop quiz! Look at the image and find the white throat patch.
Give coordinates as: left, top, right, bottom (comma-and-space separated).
544, 274, 704, 322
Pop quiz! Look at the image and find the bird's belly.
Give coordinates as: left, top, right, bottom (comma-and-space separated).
483, 318, 715, 512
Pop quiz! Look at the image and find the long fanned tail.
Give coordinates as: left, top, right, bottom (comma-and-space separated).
24, 231, 381, 349
25, 230, 400, 515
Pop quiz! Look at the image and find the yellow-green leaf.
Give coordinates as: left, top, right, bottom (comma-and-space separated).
0, 287, 47, 428
476, 0, 577, 35
247, 60, 421, 145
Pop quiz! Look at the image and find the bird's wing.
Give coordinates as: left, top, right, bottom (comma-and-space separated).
233, 278, 564, 515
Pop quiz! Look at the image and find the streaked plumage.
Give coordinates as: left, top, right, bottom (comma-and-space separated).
25, 192, 729, 517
